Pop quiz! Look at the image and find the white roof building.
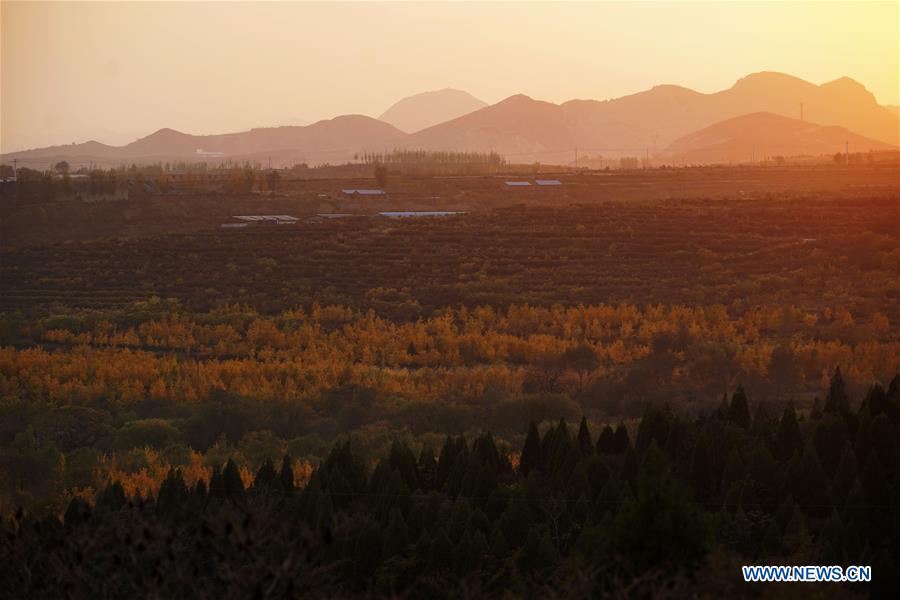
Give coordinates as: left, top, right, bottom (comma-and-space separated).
232, 215, 298, 224
379, 211, 466, 218
342, 189, 386, 195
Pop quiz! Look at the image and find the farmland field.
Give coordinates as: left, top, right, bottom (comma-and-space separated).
2, 165, 899, 596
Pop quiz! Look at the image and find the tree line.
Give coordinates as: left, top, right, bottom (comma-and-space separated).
3, 369, 899, 597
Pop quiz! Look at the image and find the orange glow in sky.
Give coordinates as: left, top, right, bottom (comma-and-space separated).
2, 1, 898, 152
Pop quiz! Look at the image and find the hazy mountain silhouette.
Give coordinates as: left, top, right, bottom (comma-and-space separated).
665, 112, 895, 163
405, 72, 898, 159
5, 115, 405, 165
379, 88, 487, 133
3, 72, 896, 166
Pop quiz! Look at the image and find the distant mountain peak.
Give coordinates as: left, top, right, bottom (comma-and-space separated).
733, 71, 812, 86
379, 88, 487, 133
500, 93, 536, 103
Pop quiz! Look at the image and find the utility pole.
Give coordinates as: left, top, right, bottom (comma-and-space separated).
845, 141, 849, 165
12, 158, 17, 181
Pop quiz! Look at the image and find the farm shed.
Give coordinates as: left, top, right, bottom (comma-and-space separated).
342, 189, 386, 196
226, 215, 299, 226
379, 211, 466, 218
536, 179, 562, 186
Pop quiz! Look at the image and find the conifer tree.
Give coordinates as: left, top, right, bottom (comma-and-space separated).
517, 527, 558, 572
383, 509, 410, 557
519, 422, 541, 477
863, 383, 887, 417
869, 414, 898, 471
389, 440, 420, 490
223, 458, 245, 503
609, 443, 710, 569
612, 423, 630, 454
596, 425, 615, 454
209, 466, 226, 501
789, 443, 830, 518
577, 417, 593, 456
489, 528, 509, 556
773, 402, 802, 461
831, 444, 859, 508
417, 445, 437, 490
352, 520, 383, 583
63, 496, 91, 528
842, 480, 868, 535
824, 367, 850, 415
817, 510, 844, 564
622, 443, 639, 491
728, 385, 751, 429
252, 458, 277, 493
157, 467, 189, 513
428, 528, 453, 569
415, 531, 431, 562
97, 480, 126, 511
594, 476, 622, 519
278, 454, 294, 495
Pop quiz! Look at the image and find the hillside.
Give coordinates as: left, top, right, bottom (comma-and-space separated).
4, 116, 406, 167
403, 72, 898, 161
666, 112, 896, 163
379, 88, 487, 133
3, 72, 897, 167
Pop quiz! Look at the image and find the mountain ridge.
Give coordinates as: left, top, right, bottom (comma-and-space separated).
378, 88, 488, 133
3, 72, 896, 166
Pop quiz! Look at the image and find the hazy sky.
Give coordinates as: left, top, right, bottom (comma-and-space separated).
2, 1, 898, 152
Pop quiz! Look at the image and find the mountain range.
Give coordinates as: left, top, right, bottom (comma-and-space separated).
3, 72, 896, 167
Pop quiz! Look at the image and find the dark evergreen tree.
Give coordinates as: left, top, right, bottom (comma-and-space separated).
608, 443, 710, 569
727, 385, 751, 429
415, 531, 431, 562
622, 443, 639, 492
252, 458, 277, 493
209, 466, 226, 501
596, 424, 615, 454
516, 527, 558, 572
789, 443, 830, 518
813, 416, 849, 476
417, 445, 437, 490
278, 454, 294, 495
831, 443, 859, 508
157, 468, 189, 514
824, 367, 850, 415
222, 458, 245, 503
63, 496, 91, 528
862, 383, 887, 417
636, 403, 671, 451
97, 480, 126, 511
577, 417, 593, 456
383, 509, 410, 557
489, 528, 509, 556
519, 422, 541, 477
352, 519, 383, 583
869, 414, 898, 471
594, 476, 622, 519
428, 528, 453, 570
612, 423, 630, 454
773, 402, 802, 461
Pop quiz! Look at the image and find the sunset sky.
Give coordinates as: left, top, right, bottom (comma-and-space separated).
2, 1, 898, 152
